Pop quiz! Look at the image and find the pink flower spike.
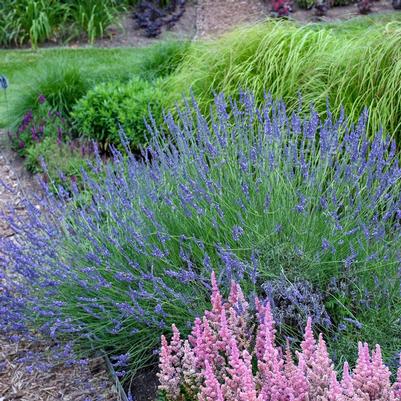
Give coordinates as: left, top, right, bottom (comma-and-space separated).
289, 354, 309, 401
284, 339, 296, 378
306, 333, 335, 401
170, 324, 183, 366
211, 271, 223, 315
341, 361, 353, 395
199, 360, 224, 401
218, 307, 232, 355
300, 317, 316, 367
255, 299, 275, 360
205, 271, 224, 326
328, 371, 342, 401
228, 280, 238, 306
157, 335, 181, 399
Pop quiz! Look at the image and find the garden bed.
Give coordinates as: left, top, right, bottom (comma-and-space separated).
1, 3, 401, 401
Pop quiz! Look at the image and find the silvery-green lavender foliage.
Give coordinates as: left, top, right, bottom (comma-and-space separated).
1, 92, 400, 372
262, 275, 332, 333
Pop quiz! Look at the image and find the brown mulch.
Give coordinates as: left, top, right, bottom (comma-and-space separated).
195, 0, 267, 39
0, 337, 118, 401
194, 0, 398, 40
0, 133, 119, 401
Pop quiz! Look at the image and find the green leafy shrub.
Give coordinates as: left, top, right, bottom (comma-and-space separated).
71, 77, 164, 149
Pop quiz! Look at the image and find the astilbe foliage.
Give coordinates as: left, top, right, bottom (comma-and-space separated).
158, 273, 401, 401
1, 92, 401, 372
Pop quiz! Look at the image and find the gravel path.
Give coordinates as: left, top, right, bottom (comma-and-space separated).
0, 133, 119, 401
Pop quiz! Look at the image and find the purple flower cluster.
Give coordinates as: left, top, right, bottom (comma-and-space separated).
9, 98, 67, 154
1, 92, 400, 372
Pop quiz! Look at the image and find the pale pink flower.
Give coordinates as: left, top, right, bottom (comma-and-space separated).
158, 335, 181, 399
301, 317, 316, 368
289, 354, 310, 401
199, 360, 224, 401
255, 297, 275, 360
306, 333, 335, 400
205, 271, 223, 327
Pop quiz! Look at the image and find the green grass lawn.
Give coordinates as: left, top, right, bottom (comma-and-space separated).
0, 46, 163, 127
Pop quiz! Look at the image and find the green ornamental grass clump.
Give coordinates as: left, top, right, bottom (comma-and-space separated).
166, 18, 401, 144
7, 60, 91, 130
71, 77, 164, 149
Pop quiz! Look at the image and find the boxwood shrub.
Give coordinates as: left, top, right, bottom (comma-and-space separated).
71, 77, 164, 149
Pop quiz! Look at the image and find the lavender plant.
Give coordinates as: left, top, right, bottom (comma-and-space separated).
1, 92, 400, 373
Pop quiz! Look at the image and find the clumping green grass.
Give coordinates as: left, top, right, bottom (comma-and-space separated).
165, 13, 401, 142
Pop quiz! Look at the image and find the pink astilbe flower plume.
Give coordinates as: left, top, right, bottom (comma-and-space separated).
157, 272, 400, 401
352, 342, 373, 397
217, 307, 232, 355
255, 297, 276, 360
306, 333, 335, 400
289, 354, 309, 401
341, 361, 368, 401
369, 344, 392, 400
284, 339, 297, 378
205, 271, 223, 326
158, 334, 181, 399
301, 317, 317, 368
170, 324, 183, 365
222, 337, 256, 400
239, 350, 257, 401
328, 370, 342, 401
227, 281, 250, 351
199, 360, 224, 401
181, 339, 199, 396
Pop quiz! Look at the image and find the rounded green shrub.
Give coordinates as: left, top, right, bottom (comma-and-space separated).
71, 77, 163, 149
